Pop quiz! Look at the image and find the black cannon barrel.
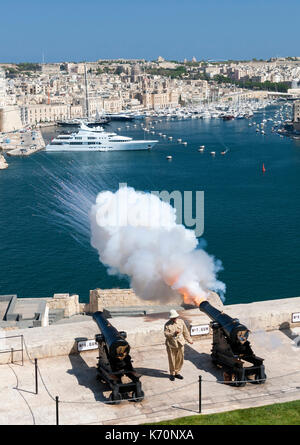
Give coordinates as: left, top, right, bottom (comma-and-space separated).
199, 301, 249, 343
93, 311, 130, 359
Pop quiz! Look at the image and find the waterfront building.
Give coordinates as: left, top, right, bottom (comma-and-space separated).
293, 100, 300, 131
139, 88, 179, 110
20, 103, 82, 126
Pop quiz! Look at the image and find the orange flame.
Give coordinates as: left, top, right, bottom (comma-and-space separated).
178, 286, 205, 307
165, 275, 205, 307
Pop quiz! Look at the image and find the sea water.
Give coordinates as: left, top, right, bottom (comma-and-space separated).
0, 105, 299, 304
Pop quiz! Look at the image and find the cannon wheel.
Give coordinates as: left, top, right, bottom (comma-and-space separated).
257, 370, 267, 384
233, 372, 246, 387
109, 391, 122, 405
131, 389, 144, 402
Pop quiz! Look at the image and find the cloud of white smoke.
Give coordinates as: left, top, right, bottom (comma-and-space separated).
90, 186, 226, 304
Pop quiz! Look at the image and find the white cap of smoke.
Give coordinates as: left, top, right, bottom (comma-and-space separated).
90, 186, 226, 303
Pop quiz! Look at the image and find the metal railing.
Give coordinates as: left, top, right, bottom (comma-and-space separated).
0, 334, 24, 365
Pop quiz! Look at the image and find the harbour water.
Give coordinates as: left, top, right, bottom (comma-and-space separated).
0, 104, 299, 305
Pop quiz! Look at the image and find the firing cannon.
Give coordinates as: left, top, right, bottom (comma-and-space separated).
93, 311, 144, 403
199, 301, 266, 386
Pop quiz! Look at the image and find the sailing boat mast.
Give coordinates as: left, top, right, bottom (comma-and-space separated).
84, 63, 90, 119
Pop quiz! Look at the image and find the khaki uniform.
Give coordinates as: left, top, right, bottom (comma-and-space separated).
164, 318, 192, 375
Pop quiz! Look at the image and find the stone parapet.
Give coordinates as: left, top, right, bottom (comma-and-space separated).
87, 288, 175, 313
46, 293, 80, 318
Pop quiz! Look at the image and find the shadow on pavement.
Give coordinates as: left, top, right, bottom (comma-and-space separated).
184, 344, 222, 379
67, 353, 108, 402
135, 367, 170, 379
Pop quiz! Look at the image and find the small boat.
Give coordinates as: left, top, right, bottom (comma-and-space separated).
183, 142, 187, 145
210, 151, 216, 156
166, 155, 172, 160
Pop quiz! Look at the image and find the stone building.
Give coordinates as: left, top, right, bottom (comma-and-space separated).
20, 103, 82, 125
293, 100, 300, 131
140, 89, 179, 109
41, 63, 61, 75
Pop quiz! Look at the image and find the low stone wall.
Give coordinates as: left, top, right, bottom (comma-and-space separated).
46, 293, 81, 318
87, 288, 171, 313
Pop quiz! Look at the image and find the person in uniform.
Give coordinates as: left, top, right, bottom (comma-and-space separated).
164, 309, 193, 381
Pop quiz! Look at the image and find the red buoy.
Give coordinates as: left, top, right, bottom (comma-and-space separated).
262, 163, 266, 173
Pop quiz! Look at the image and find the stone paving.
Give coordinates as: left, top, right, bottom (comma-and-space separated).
0, 327, 299, 425
1, 129, 45, 156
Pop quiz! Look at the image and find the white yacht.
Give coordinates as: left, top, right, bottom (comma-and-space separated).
46, 124, 158, 152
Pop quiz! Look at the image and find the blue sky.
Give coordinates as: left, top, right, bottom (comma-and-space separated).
1, 0, 299, 63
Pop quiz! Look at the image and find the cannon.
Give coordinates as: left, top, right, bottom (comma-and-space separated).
199, 301, 266, 386
93, 311, 144, 403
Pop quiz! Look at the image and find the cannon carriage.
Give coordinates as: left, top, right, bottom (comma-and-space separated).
93, 311, 144, 403
199, 301, 267, 386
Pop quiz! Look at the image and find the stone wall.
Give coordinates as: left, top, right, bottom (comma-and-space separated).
87, 288, 185, 313
46, 293, 81, 318
0, 106, 22, 132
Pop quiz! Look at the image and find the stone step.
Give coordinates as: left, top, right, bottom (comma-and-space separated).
103, 305, 183, 318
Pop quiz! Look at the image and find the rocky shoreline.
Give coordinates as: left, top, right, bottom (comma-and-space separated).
0, 153, 8, 169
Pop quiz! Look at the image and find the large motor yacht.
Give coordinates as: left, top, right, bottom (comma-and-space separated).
46, 124, 158, 152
